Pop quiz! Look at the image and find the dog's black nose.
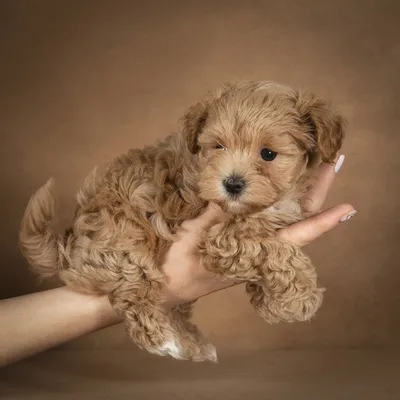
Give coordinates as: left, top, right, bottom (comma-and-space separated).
223, 176, 245, 195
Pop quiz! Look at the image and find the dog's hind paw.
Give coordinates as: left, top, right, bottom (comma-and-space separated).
156, 339, 218, 363
203, 343, 218, 363
157, 339, 185, 359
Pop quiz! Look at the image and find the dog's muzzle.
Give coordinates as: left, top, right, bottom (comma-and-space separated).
223, 175, 246, 195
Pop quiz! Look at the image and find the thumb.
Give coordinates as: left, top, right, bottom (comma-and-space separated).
179, 203, 225, 235
277, 204, 357, 246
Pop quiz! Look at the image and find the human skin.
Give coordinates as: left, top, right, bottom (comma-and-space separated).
0, 156, 355, 367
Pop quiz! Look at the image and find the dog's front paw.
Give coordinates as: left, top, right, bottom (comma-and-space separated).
247, 281, 324, 324
246, 240, 325, 324
199, 220, 261, 281
199, 221, 235, 274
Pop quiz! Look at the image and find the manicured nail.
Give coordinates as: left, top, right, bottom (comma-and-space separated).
339, 210, 357, 222
335, 155, 345, 173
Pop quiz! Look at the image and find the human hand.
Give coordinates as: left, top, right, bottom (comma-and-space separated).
0, 156, 354, 367
161, 155, 356, 306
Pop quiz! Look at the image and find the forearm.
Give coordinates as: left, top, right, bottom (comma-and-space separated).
0, 287, 121, 367
0, 273, 232, 367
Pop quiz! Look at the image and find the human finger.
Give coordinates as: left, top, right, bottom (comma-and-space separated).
277, 203, 356, 246
303, 154, 345, 213
180, 203, 225, 235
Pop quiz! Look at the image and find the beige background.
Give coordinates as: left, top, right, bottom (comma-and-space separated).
1, 1, 399, 398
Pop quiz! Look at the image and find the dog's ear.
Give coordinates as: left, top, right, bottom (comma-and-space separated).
181, 100, 209, 154
295, 91, 345, 164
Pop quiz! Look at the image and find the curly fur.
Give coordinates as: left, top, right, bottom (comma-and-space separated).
19, 80, 344, 362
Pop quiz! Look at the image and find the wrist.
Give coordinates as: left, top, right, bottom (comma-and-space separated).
86, 291, 122, 327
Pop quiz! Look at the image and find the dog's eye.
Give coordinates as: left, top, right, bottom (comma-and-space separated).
215, 144, 226, 150
260, 148, 277, 161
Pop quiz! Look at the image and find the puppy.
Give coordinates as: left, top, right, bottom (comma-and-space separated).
19, 81, 344, 362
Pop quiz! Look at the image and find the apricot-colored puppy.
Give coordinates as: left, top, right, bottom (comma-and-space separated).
20, 81, 345, 362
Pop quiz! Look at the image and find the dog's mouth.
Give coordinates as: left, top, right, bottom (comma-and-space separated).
214, 195, 268, 216
217, 198, 243, 213
198, 175, 278, 215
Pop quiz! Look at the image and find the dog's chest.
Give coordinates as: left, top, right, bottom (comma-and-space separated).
265, 198, 302, 217
257, 198, 304, 231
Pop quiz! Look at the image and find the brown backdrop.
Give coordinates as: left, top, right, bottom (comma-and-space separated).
1, 1, 399, 398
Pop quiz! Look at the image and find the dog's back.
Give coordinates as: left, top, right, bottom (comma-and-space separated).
19, 133, 204, 293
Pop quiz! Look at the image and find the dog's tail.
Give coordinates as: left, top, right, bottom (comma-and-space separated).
19, 178, 64, 279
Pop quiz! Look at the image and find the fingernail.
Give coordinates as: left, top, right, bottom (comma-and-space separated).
339, 210, 357, 222
335, 155, 345, 173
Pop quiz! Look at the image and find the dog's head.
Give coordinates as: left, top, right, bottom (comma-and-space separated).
182, 81, 345, 214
